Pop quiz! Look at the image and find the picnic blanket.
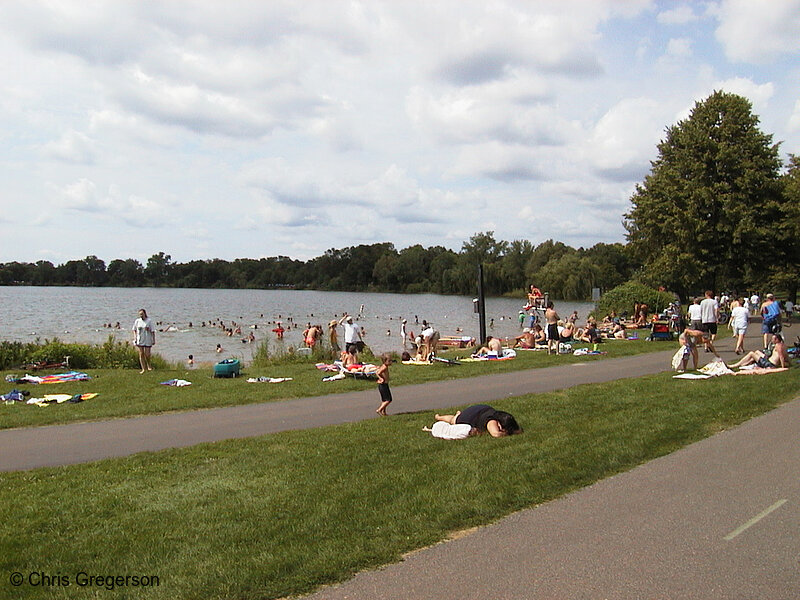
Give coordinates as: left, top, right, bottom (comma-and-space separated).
246, 377, 293, 383
25, 393, 98, 407
13, 372, 92, 384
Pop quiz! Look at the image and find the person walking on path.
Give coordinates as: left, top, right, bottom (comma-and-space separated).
375, 354, 393, 416
699, 290, 719, 353
132, 308, 155, 374
730, 298, 750, 354
687, 297, 702, 330
760, 293, 782, 349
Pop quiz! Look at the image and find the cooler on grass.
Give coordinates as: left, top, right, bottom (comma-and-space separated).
213, 358, 241, 378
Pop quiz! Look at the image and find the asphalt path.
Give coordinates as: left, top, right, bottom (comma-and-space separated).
0, 327, 766, 471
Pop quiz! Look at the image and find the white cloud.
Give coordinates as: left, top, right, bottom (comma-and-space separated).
57, 179, 170, 227
406, 75, 567, 146
665, 38, 693, 60
715, 0, 800, 63
584, 97, 666, 181
789, 100, 800, 132
41, 130, 96, 164
657, 5, 699, 25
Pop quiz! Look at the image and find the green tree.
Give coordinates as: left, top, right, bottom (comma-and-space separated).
77, 255, 107, 286
774, 155, 800, 302
582, 243, 634, 292
524, 240, 573, 284
500, 239, 534, 293
145, 252, 173, 286
624, 91, 783, 299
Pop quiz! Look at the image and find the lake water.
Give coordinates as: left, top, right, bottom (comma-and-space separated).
0, 287, 594, 365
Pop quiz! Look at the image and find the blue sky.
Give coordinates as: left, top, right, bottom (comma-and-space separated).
1, 0, 798, 264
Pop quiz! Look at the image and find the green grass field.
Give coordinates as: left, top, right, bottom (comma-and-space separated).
1, 338, 669, 429
1, 368, 798, 599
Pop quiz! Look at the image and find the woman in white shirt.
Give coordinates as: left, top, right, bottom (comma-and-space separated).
132, 308, 156, 373
730, 298, 750, 355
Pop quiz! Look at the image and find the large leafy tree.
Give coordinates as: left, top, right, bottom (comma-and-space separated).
775, 155, 800, 302
624, 91, 783, 298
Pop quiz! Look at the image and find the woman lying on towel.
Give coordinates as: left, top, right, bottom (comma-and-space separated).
433, 404, 522, 438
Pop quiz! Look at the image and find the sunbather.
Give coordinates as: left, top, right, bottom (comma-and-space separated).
473, 336, 503, 357
434, 404, 522, 438
729, 334, 790, 369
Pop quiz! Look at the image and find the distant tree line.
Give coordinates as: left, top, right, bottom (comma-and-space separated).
1, 92, 797, 302
0, 237, 635, 301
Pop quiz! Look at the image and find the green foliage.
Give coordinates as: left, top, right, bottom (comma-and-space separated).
770, 154, 800, 302
595, 282, 676, 318
0, 336, 168, 370
0, 341, 29, 369
624, 91, 784, 297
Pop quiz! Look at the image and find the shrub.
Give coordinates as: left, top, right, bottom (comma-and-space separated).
0, 336, 168, 370
594, 281, 677, 319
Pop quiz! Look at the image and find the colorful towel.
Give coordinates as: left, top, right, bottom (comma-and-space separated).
26, 393, 98, 407
38, 372, 91, 384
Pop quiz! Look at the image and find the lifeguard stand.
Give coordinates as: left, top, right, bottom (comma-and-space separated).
524, 292, 549, 326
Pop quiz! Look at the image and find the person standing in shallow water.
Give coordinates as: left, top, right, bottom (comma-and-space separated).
132, 308, 155, 373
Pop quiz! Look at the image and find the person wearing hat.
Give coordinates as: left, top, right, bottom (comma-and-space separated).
339, 313, 363, 353
328, 320, 340, 352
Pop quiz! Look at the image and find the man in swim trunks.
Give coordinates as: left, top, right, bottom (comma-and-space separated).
729, 333, 790, 370
545, 301, 559, 355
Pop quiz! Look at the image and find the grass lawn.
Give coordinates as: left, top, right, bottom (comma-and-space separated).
1, 368, 798, 599
1, 338, 671, 429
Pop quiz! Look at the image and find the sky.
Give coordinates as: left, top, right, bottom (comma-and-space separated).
1, 0, 799, 265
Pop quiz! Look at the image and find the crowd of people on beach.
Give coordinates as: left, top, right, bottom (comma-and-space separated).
121, 282, 795, 441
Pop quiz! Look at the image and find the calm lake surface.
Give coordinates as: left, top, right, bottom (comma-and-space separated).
0, 287, 594, 365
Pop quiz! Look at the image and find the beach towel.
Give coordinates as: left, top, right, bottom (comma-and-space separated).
38, 372, 91, 384
671, 347, 686, 371
465, 349, 517, 362
26, 393, 98, 406
698, 359, 733, 377
733, 367, 789, 376
573, 349, 607, 356
428, 421, 473, 440
246, 377, 293, 383
160, 379, 192, 387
